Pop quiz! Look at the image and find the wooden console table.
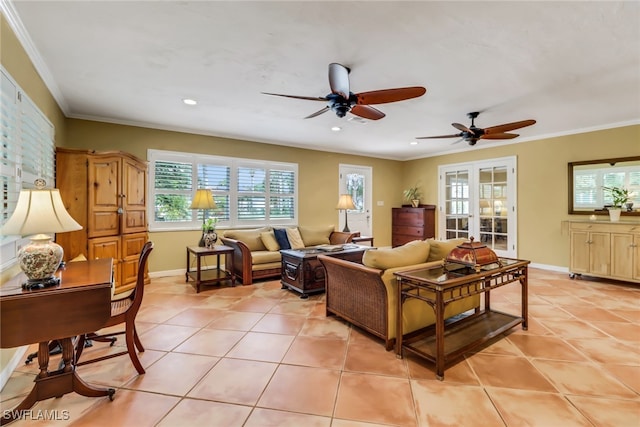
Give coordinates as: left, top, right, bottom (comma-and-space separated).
186, 245, 235, 293
0, 259, 115, 425
394, 258, 529, 380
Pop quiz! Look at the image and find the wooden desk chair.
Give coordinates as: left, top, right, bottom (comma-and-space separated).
76, 241, 154, 375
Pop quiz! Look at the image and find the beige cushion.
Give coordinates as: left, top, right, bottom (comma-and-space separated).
70, 254, 87, 262
260, 231, 280, 251
251, 250, 282, 265
286, 227, 305, 249
362, 240, 431, 270
426, 238, 466, 262
223, 227, 270, 251
298, 225, 334, 246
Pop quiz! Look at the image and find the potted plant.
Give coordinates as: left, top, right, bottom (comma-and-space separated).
403, 185, 421, 208
603, 186, 631, 222
201, 217, 218, 248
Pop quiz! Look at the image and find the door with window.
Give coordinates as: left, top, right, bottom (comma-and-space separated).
438, 157, 517, 258
338, 164, 372, 236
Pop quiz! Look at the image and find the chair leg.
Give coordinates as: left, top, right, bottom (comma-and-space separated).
133, 327, 145, 353
125, 322, 145, 375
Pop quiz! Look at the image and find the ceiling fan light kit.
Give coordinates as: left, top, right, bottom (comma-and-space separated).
263, 63, 426, 121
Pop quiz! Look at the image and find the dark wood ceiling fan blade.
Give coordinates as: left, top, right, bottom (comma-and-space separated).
351, 105, 385, 120
452, 123, 473, 134
262, 92, 327, 102
304, 106, 330, 119
355, 87, 426, 105
481, 133, 519, 140
329, 63, 350, 99
484, 119, 536, 134
416, 133, 462, 139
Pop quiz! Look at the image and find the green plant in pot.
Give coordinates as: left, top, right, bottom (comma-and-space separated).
403, 185, 421, 208
603, 186, 631, 221
201, 217, 218, 248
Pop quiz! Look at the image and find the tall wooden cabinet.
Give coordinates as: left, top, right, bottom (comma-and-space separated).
392, 205, 436, 247
56, 148, 149, 294
569, 221, 640, 283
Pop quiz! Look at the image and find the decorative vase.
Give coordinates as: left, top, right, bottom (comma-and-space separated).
411, 199, 420, 208
203, 231, 218, 249
626, 202, 634, 212
608, 207, 622, 222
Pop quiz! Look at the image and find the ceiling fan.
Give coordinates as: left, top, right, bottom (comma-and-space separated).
417, 112, 536, 146
263, 63, 426, 120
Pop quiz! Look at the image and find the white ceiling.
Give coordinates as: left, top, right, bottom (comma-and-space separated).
4, 1, 639, 160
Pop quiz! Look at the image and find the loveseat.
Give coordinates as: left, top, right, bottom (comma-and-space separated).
220, 225, 355, 285
318, 238, 481, 350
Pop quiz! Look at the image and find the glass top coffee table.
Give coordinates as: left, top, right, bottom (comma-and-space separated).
394, 258, 529, 380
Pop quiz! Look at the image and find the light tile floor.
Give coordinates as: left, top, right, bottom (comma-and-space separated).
1, 269, 639, 426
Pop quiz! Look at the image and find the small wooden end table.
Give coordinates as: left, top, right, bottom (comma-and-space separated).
352, 235, 374, 246
186, 245, 235, 293
394, 258, 529, 380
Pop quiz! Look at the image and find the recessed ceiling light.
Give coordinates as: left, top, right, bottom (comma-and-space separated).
410, 141, 418, 145
182, 98, 197, 105
331, 126, 342, 132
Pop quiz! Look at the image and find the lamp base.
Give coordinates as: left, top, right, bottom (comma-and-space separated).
18, 234, 64, 284
22, 276, 61, 291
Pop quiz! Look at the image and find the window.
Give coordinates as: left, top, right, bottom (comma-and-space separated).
1, 67, 55, 268
148, 149, 297, 231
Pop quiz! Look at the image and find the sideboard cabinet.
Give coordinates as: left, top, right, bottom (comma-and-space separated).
56, 148, 149, 294
392, 206, 436, 247
569, 221, 640, 283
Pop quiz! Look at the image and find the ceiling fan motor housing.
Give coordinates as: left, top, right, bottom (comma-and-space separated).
326, 92, 357, 118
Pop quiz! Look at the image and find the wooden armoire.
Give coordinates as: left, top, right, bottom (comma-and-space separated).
391, 205, 436, 247
56, 148, 148, 294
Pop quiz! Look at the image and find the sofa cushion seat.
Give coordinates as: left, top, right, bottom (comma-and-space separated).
251, 250, 281, 265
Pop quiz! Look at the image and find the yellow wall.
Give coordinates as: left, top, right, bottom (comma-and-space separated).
64, 119, 404, 272
402, 125, 640, 267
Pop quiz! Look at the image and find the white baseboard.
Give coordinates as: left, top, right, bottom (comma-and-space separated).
0, 346, 27, 391
149, 269, 185, 278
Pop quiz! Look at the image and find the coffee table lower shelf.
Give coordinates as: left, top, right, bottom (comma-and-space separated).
401, 311, 522, 372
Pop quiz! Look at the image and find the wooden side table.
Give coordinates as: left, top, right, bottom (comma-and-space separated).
352, 235, 374, 246
186, 245, 235, 293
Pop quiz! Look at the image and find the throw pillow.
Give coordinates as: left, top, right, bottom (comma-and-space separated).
362, 240, 430, 270
273, 228, 291, 250
286, 227, 305, 249
260, 231, 280, 252
223, 227, 270, 251
426, 238, 466, 262
298, 225, 334, 246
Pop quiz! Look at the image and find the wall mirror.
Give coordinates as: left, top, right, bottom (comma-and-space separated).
568, 156, 640, 216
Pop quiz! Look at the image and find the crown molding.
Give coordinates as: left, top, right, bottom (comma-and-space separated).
1, 0, 69, 113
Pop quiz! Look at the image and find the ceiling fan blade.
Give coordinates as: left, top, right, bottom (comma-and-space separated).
415, 133, 462, 139
452, 122, 474, 134
355, 86, 426, 105
262, 92, 327, 102
329, 63, 350, 99
484, 119, 536, 134
480, 133, 519, 140
304, 106, 330, 119
351, 105, 385, 120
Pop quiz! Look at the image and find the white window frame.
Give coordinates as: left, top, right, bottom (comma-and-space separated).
148, 149, 298, 231
1, 66, 55, 269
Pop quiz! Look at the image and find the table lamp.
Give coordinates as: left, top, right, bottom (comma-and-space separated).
190, 189, 216, 246
336, 194, 356, 232
0, 179, 82, 289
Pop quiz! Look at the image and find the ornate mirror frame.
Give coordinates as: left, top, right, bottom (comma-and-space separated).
568, 156, 640, 216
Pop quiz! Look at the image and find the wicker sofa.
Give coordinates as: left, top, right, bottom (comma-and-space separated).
318, 238, 481, 350
220, 225, 355, 285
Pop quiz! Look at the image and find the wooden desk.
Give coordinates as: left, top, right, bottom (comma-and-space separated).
185, 245, 235, 293
0, 259, 115, 425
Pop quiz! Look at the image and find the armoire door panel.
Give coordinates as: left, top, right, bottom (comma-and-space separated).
89, 212, 120, 238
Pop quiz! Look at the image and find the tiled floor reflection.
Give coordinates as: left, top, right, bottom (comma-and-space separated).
2, 269, 639, 426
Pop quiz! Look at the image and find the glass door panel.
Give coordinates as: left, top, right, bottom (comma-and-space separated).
444, 170, 470, 239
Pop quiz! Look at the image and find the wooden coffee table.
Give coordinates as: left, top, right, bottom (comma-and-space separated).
394, 258, 529, 380
280, 245, 370, 298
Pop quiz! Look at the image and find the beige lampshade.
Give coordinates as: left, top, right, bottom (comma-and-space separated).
1, 187, 82, 236
189, 189, 216, 210
335, 194, 356, 210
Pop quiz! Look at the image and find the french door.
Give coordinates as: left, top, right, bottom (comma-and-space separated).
338, 164, 372, 235
438, 157, 517, 258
